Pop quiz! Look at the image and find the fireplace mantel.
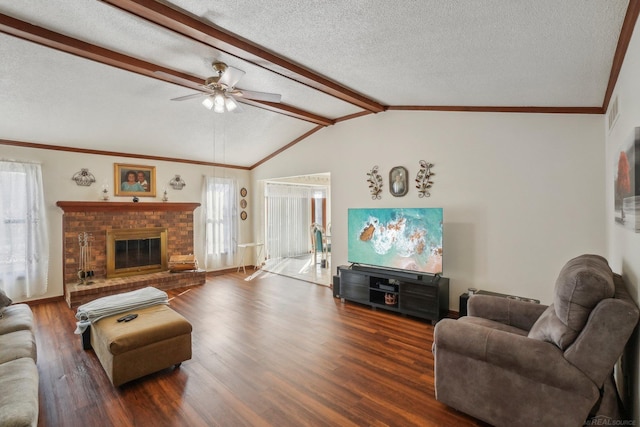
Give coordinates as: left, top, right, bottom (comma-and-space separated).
56, 201, 200, 212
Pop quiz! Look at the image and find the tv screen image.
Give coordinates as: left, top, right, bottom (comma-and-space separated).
347, 207, 443, 275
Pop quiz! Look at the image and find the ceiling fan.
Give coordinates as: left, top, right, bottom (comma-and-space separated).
169, 62, 281, 113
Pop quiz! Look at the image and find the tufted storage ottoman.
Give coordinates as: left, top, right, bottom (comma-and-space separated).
90, 304, 192, 387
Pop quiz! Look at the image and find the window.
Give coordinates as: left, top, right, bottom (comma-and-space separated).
0, 161, 49, 299
204, 176, 238, 268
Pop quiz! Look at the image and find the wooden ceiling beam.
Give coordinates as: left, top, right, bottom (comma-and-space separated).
602, 0, 640, 112
98, 0, 386, 113
237, 100, 334, 126
0, 13, 332, 125
387, 105, 604, 114
0, 13, 198, 85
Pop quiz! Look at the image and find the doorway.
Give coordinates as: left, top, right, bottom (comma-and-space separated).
262, 173, 331, 286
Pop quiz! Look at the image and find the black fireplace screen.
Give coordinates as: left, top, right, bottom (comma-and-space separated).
106, 227, 167, 278
114, 238, 162, 270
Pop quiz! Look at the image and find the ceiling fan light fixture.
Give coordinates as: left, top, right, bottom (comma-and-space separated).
212, 90, 226, 113
225, 96, 239, 112
213, 102, 225, 114
214, 91, 225, 106
202, 96, 214, 110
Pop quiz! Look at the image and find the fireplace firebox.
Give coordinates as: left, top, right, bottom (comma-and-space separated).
106, 228, 168, 278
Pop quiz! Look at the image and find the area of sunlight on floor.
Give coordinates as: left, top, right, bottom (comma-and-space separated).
251, 253, 332, 286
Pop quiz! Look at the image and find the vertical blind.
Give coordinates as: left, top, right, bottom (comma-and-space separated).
265, 183, 325, 259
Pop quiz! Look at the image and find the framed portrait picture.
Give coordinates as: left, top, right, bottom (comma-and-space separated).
389, 166, 408, 197
614, 127, 640, 231
114, 163, 156, 197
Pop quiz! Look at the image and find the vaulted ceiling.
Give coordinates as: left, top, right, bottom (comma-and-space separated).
1, 1, 638, 168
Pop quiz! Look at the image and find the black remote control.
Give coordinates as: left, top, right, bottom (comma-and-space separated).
117, 313, 138, 322
124, 314, 138, 322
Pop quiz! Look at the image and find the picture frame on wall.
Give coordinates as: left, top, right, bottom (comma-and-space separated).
614, 127, 640, 231
114, 163, 156, 197
389, 166, 408, 197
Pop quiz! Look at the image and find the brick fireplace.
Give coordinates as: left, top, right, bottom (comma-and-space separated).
57, 201, 206, 307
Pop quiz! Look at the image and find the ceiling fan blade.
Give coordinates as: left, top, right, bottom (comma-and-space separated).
218, 66, 245, 88
171, 92, 207, 101
233, 89, 282, 103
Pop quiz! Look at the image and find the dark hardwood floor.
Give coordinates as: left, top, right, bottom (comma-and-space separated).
32, 271, 486, 427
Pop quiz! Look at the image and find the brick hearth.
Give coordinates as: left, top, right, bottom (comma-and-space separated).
64, 270, 205, 308
57, 201, 204, 308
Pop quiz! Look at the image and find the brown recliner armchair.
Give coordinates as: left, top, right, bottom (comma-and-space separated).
433, 254, 639, 427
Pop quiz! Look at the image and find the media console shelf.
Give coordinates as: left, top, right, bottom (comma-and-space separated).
336, 265, 449, 324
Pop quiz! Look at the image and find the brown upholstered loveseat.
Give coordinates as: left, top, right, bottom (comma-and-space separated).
433, 254, 639, 427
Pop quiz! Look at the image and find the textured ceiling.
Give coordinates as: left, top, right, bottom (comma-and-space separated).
0, 0, 633, 167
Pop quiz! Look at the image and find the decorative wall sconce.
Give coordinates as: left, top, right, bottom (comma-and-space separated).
367, 165, 383, 200
72, 168, 96, 186
415, 160, 434, 198
169, 174, 186, 190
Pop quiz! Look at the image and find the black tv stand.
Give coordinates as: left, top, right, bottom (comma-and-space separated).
337, 265, 449, 324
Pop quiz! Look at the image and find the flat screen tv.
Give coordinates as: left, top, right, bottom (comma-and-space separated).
348, 207, 443, 275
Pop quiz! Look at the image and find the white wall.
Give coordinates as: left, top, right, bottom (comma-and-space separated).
253, 110, 606, 308
1, 144, 251, 302
604, 13, 640, 421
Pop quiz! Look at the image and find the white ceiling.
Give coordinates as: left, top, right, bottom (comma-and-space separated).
0, 0, 632, 167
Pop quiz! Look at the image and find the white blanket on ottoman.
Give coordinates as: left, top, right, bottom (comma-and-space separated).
74, 287, 169, 334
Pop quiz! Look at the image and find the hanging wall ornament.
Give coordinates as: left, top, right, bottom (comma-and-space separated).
169, 174, 186, 190
415, 160, 434, 198
366, 165, 383, 199
72, 168, 96, 186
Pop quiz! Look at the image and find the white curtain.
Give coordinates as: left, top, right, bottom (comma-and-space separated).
203, 176, 238, 269
265, 183, 314, 259
0, 161, 49, 299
